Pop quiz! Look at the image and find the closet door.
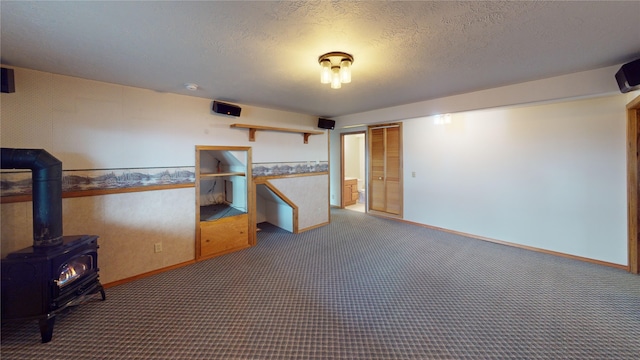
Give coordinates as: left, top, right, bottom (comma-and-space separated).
369, 123, 402, 216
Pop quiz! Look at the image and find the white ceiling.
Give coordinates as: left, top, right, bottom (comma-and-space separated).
1, 1, 639, 118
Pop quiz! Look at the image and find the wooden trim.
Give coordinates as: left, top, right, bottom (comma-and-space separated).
195, 147, 202, 259
200, 172, 245, 177
230, 124, 324, 144
627, 95, 640, 274
1, 195, 33, 203
627, 95, 640, 110
196, 243, 253, 262
327, 127, 332, 223
368, 126, 375, 213
398, 124, 404, 218
367, 209, 403, 219
369, 124, 401, 130
340, 133, 346, 208
339, 130, 366, 209
378, 214, 629, 271
384, 128, 388, 211
195, 145, 253, 151
103, 259, 196, 289
253, 171, 328, 182
247, 148, 256, 247
0, 183, 194, 204
298, 221, 330, 233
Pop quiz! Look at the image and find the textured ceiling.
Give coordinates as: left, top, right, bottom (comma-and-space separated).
1, 1, 639, 117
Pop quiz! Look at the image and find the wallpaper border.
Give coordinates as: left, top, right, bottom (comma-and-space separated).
1, 161, 330, 197
252, 161, 328, 177
1, 167, 196, 197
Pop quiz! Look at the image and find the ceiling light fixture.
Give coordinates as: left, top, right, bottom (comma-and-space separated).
184, 83, 199, 91
318, 52, 353, 89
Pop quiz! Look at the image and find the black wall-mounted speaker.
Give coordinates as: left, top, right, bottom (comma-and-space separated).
1, 67, 15, 93
615, 58, 640, 93
318, 118, 335, 130
212, 101, 241, 117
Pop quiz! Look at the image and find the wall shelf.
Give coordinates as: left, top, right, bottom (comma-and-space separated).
230, 124, 324, 144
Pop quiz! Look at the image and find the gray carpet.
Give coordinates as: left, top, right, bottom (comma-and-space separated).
2, 208, 639, 359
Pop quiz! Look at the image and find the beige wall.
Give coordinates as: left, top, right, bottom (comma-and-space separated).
331, 93, 636, 266
401, 95, 628, 265
268, 175, 330, 231
1, 189, 194, 284
1, 66, 329, 284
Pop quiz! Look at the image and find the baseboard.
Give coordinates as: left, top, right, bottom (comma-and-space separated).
104, 244, 257, 288
103, 259, 196, 289
382, 216, 629, 272
196, 244, 253, 262
104, 213, 629, 289
367, 209, 402, 219
298, 221, 330, 233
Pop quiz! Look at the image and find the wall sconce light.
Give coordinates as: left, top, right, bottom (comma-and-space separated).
318, 52, 354, 89
434, 114, 452, 125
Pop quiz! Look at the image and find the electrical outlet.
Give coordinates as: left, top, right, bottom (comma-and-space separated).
412, 171, 416, 178
154, 242, 162, 253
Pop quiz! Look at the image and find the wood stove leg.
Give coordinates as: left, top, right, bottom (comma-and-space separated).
99, 285, 106, 301
39, 317, 55, 343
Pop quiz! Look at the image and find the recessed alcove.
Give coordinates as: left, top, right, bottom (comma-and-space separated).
195, 146, 254, 260
255, 184, 295, 233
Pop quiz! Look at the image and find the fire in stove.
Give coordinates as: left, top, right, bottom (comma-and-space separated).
1, 148, 106, 343
58, 256, 91, 287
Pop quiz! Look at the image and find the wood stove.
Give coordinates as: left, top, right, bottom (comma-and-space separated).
1, 148, 106, 343
1, 235, 105, 343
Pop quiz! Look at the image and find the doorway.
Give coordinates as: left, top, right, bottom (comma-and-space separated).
368, 123, 403, 217
341, 132, 366, 212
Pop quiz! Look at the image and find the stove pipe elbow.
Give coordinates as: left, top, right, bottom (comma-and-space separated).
1, 148, 63, 247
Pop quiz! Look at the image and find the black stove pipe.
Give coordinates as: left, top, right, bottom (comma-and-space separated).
1, 148, 63, 247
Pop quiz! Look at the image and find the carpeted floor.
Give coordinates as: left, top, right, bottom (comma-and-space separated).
2, 208, 639, 359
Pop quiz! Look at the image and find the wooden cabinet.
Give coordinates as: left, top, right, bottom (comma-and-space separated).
200, 214, 249, 256
344, 178, 359, 206
196, 146, 254, 260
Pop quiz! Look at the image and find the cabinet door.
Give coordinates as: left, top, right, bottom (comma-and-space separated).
343, 184, 353, 205
344, 180, 358, 206
200, 214, 249, 258
351, 185, 359, 201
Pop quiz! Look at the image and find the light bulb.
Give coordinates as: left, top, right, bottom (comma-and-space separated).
340, 59, 351, 83
320, 59, 332, 84
331, 66, 341, 89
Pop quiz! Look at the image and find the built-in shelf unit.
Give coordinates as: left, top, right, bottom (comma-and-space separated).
195, 146, 254, 260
